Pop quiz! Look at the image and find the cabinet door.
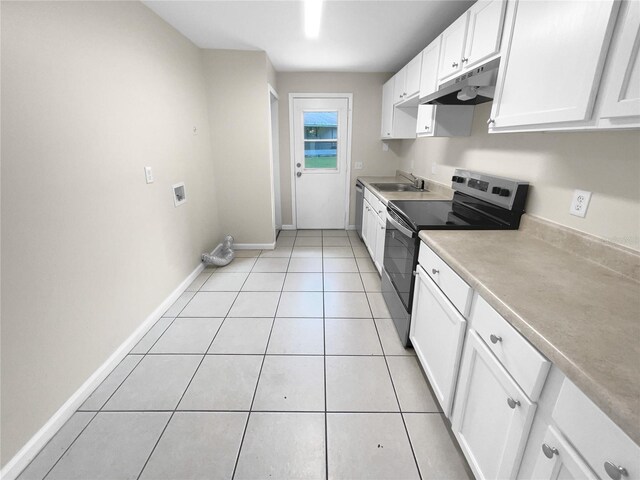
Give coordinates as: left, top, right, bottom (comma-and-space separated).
491, 0, 619, 128
530, 426, 598, 480
374, 213, 386, 273
381, 78, 394, 138
419, 37, 442, 98
599, 0, 640, 119
405, 53, 423, 98
416, 104, 435, 136
452, 330, 537, 480
362, 199, 370, 247
410, 266, 466, 418
366, 206, 378, 258
463, 0, 507, 68
439, 13, 469, 80
393, 67, 407, 105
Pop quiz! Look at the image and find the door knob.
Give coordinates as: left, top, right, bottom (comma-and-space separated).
604, 461, 628, 480
296, 172, 302, 177
296, 162, 301, 167
507, 397, 520, 409
542, 443, 559, 459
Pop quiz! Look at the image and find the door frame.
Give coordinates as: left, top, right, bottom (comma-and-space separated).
268, 84, 281, 235
288, 93, 353, 230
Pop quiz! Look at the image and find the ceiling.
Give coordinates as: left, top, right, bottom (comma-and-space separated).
143, 1, 474, 72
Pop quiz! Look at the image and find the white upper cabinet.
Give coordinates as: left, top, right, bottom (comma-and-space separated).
438, 0, 507, 82
393, 67, 407, 105
598, 0, 640, 120
489, 0, 620, 129
463, 0, 508, 69
439, 13, 469, 81
419, 37, 442, 98
381, 77, 394, 138
395, 53, 423, 105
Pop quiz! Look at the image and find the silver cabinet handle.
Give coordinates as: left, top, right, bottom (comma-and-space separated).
604, 461, 628, 480
507, 397, 520, 409
490, 334, 502, 344
542, 444, 559, 459
431, 268, 439, 275
462, 57, 469, 63
487, 118, 495, 125
452, 61, 459, 68
380, 225, 385, 230
296, 162, 301, 167
296, 172, 302, 177
425, 126, 430, 130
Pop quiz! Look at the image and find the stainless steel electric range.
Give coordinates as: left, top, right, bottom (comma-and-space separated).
381, 169, 529, 347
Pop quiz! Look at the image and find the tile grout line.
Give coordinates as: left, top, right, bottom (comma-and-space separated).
39, 411, 99, 480
361, 261, 424, 480
322, 231, 329, 480
135, 302, 228, 480
230, 230, 294, 480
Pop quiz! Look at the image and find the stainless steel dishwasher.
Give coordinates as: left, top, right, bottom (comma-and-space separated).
355, 180, 364, 239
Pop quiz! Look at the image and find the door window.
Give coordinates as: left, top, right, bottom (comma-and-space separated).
303, 111, 338, 169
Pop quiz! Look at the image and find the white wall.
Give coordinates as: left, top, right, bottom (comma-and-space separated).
0, 1, 220, 465
276, 72, 402, 226
202, 50, 276, 245
395, 103, 640, 251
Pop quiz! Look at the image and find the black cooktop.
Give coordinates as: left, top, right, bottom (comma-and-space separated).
388, 193, 522, 231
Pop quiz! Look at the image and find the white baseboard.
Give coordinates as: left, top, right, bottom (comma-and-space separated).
0, 263, 205, 480
234, 243, 276, 250
281, 224, 296, 230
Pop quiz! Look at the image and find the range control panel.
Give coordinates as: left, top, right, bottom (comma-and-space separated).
451, 170, 529, 212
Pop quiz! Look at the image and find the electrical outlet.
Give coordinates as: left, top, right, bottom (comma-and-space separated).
192, 126, 198, 135
431, 163, 438, 175
354, 162, 363, 170
569, 189, 591, 218
382, 143, 389, 152
144, 166, 154, 184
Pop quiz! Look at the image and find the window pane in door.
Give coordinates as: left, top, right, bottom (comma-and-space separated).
303, 111, 338, 169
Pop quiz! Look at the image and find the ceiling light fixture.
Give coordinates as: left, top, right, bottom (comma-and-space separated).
304, 0, 323, 39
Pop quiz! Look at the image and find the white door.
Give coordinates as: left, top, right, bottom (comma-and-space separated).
292, 96, 350, 229
452, 330, 536, 480
410, 265, 467, 418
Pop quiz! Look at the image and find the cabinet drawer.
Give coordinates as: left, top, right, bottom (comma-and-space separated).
418, 242, 472, 316
471, 295, 550, 401
552, 378, 640, 480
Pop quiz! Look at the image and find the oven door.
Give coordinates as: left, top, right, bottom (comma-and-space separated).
383, 209, 418, 313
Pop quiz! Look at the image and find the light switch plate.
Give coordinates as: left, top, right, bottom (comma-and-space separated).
569, 189, 591, 218
431, 163, 438, 174
144, 166, 154, 184
354, 162, 363, 170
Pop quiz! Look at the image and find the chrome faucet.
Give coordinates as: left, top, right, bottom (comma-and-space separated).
408, 173, 424, 190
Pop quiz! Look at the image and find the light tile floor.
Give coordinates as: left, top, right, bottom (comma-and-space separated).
18, 230, 473, 480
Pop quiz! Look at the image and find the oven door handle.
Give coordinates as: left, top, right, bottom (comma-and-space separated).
387, 211, 416, 238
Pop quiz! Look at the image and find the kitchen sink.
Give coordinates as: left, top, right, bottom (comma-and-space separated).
371, 183, 427, 192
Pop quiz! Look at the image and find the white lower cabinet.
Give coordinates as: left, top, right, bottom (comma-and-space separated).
374, 212, 385, 273
530, 426, 598, 480
361, 188, 386, 273
410, 265, 466, 418
451, 330, 537, 480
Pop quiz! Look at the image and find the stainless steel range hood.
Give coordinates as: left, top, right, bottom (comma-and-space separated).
421, 57, 501, 106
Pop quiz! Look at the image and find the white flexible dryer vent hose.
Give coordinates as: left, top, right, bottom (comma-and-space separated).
202, 235, 236, 267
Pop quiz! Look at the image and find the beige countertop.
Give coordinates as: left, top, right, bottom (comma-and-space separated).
357, 175, 453, 204
418, 220, 640, 445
